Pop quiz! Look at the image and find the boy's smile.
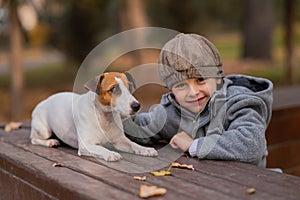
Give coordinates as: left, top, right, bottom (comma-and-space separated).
172, 78, 219, 113
186, 96, 207, 105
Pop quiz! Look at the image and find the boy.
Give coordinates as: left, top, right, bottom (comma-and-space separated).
123, 33, 273, 167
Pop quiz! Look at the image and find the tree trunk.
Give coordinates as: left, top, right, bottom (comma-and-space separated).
118, 0, 149, 67
119, 0, 148, 30
242, 0, 275, 60
285, 0, 297, 84
9, 4, 24, 120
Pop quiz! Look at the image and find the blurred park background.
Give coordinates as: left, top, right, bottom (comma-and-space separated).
0, 0, 299, 121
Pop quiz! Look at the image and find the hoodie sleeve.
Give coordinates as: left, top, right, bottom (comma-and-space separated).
123, 104, 168, 144
190, 96, 269, 166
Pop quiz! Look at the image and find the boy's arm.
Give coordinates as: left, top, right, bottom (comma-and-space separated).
123, 104, 167, 144
190, 99, 268, 165
169, 131, 193, 152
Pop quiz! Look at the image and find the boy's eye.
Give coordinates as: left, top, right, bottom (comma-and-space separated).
108, 85, 120, 94
196, 77, 205, 83
174, 82, 187, 89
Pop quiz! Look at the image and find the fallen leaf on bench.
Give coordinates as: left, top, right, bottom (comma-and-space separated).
4, 122, 22, 132
245, 188, 256, 195
138, 184, 167, 198
133, 176, 147, 181
52, 162, 64, 167
170, 162, 194, 171
150, 170, 172, 176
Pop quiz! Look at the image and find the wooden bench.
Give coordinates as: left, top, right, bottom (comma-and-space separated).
266, 86, 300, 176
1, 122, 300, 200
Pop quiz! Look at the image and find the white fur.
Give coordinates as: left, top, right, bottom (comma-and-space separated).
30, 75, 158, 161
114, 77, 135, 116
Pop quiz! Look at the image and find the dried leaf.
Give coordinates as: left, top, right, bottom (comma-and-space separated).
171, 162, 195, 171
4, 122, 22, 132
138, 184, 167, 198
245, 188, 256, 195
150, 170, 172, 176
133, 176, 147, 181
52, 162, 64, 167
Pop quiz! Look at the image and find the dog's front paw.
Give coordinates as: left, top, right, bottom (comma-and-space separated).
135, 147, 158, 157
47, 139, 60, 147
104, 151, 122, 162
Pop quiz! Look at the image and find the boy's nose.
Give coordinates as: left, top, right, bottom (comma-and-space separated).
188, 84, 200, 96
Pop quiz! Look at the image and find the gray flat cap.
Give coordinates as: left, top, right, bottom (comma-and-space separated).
158, 33, 223, 89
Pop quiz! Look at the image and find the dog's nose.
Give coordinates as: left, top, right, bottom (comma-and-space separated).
131, 101, 140, 112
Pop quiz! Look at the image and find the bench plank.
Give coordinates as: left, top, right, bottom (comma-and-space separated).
0, 141, 136, 200
0, 168, 56, 200
267, 141, 300, 172
1, 126, 300, 200
176, 157, 300, 200
266, 107, 300, 145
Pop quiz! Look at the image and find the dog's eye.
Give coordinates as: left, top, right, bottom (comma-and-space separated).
109, 85, 120, 94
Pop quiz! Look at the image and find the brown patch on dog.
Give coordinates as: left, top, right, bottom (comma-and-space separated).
97, 72, 129, 106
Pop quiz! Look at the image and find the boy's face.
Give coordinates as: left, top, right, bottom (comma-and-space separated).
171, 77, 219, 113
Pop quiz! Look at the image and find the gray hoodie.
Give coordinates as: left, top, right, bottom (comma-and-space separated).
123, 75, 273, 167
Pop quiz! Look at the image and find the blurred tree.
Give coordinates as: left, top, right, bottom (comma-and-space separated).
285, 0, 297, 84
119, 0, 149, 29
48, 0, 246, 65
146, 0, 200, 32
49, 0, 113, 65
35, 0, 299, 81
118, 0, 149, 67
146, 0, 242, 33
9, 0, 24, 120
242, 0, 275, 60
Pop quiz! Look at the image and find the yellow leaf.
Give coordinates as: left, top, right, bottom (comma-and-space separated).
150, 170, 172, 176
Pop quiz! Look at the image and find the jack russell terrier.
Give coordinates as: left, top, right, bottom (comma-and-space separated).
30, 72, 158, 161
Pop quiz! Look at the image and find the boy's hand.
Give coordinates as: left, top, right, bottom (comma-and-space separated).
169, 131, 193, 152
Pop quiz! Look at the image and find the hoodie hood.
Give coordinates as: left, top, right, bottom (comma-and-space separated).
225, 74, 273, 125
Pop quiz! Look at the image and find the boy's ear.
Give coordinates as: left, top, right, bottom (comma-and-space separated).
216, 78, 223, 90
84, 75, 103, 94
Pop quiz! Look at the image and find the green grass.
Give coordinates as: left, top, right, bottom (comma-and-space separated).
26, 63, 77, 88
0, 62, 77, 89
248, 67, 287, 84
213, 34, 242, 59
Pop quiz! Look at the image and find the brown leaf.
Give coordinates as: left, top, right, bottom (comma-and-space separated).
245, 188, 256, 195
52, 162, 64, 167
171, 162, 194, 171
4, 122, 22, 132
150, 170, 172, 176
138, 184, 167, 198
133, 176, 147, 181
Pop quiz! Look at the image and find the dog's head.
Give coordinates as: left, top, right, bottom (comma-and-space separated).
84, 72, 140, 116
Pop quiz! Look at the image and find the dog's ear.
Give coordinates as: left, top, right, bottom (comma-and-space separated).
84, 74, 104, 94
124, 72, 137, 93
